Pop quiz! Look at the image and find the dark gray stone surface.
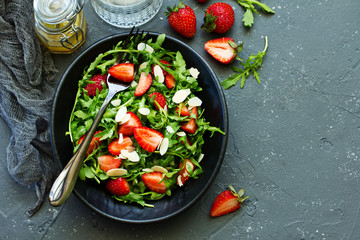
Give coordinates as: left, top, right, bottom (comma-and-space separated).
1, 0, 360, 239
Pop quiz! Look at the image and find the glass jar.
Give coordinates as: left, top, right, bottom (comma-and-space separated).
33, 0, 86, 54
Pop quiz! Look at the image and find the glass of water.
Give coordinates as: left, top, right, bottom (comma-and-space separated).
91, 0, 163, 28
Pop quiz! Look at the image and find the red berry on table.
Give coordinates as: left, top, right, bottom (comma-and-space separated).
165, 1, 196, 38
142, 172, 167, 193
202, 2, 235, 34
106, 177, 130, 196
181, 106, 198, 134
118, 111, 142, 136
134, 72, 152, 97
204, 37, 241, 64
210, 185, 248, 217
133, 126, 164, 152
108, 63, 134, 82
77, 131, 103, 156
149, 92, 167, 110
108, 136, 134, 156
98, 155, 122, 172
84, 74, 107, 96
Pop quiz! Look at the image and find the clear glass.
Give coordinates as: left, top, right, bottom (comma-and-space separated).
33, 0, 86, 54
91, 0, 163, 28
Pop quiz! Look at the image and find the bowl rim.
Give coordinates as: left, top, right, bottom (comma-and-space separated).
50, 31, 229, 223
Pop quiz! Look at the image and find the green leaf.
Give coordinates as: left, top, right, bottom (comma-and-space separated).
243, 9, 254, 27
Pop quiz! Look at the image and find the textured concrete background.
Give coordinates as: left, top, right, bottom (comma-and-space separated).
1, 0, 360, 239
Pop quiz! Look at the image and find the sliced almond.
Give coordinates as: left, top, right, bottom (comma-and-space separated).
151, 165, 168, 173
142, 168, 152, 173
145, 44, 154, 54
119, 113, 131, 125
130, 81, 138, 87
176, 131, 186, 137
177, 175, 183, 187
127, 151, 140, 162
159, 138, 169, 156
198, 153, 204, 163
189, 67, 200, 79
115, 106, 127, 122
106, 168, 128, 177
188, 97, 202, 107
111, 99, 121, 106
172, 89, 191, 104
137, 42, 146, 51
138, 107, 150, 115
118, 133, 124, 144
153, 65, 164, 83
166, 126, 174, 134
126, 146, 135, 152
139, 61, 148, 71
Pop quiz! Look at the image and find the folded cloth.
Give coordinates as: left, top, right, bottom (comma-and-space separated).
0, 0, 59, 216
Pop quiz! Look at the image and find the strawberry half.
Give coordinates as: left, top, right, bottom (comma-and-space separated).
108, 63, 134, 82
106, 177, 130, 196
165, 1, 197, 38
98, 155, 121, 172
165, 73, 176, 89
177, 159, 195, 186
118, 111, 142, 136
77, 131, 103, 155
133, 126, 163, 152
142, 172, 167, 194
181, 107, 198, 134
108, 136, 133, 156
176, 104, 191, 116
204, 37, 239, 64
135, 72, 152, 97
149, 92, 166, 110
84, 74, 107, 96
210, 185, 248, 217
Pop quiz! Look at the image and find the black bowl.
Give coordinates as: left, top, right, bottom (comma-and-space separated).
50, 32, 228, 223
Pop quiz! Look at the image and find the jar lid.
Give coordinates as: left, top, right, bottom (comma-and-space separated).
33, 0, 84, 24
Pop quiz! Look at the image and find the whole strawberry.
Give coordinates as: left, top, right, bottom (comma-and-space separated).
201, 2, 235, 34
210, 185, 248, 217
84, 74, 107, 96
165, 1, 196, 38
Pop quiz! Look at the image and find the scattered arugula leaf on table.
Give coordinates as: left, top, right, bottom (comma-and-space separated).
221, 36, 269, 89
235, 0, 275, 27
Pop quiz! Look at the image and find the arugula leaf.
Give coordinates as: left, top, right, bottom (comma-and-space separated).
236, 0, 275, 27
221, 36, 269, 89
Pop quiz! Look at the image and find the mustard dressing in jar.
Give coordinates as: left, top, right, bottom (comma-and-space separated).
33, 0, 86, 54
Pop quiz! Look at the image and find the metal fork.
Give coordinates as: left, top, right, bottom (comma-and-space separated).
49, 27, 145, 206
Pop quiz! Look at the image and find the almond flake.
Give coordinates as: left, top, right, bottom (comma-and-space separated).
159, 138, 169, 155
139, 61, 148, 71
166, 126, 174, 133
137, 42, 146, 51
189, 67, 200, 79
145, 44, 154, 54
151, 165, 168, 173
176, 131, 186, 137
111, 99, 121, 106
172, 89, 191, 104
120, 150, 129, 159
126, 146, 135, 152
198, 153, 204, 163
177, 175, 183, 187
130, 81, 138, 87
142, 168, 152, 173
118, 133, 124, 144
119, 113, 131, 124
106, 168, 128, 177
115, 106, 127, 122
138, 107, 150, 115
127, 151, 140, 162
153, 65, 164, 83
188, 97, 202, 107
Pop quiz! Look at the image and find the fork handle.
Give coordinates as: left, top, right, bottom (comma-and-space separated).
49, 90, 116, 206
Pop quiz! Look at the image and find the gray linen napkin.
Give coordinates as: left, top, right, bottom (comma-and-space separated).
0, 0, 59, 216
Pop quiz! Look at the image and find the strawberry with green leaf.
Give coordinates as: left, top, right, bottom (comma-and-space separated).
202, 2, 235, 34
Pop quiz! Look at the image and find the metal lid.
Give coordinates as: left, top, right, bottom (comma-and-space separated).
33, 0, 84, 24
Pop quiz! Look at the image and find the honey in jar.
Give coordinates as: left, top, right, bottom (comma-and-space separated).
33, 0, 86, 54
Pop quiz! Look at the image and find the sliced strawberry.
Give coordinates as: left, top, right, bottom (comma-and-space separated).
77, 131, 103, 155
134, 72, 152, 97
165, 73, 176, 89
149, 92, 166, 110
118, 111, 142, 136
210, 185, 248, 217
98, 155, 121, 172
84, 74, 107, 96
133, 127, 164, 152
106, 177, 130, 196
108, 136, 133, 155
108, 63, 134, 82
177, 159, 195, 186
142, 172, 167, 194
181, 107, 198, 134
204, 37, 237, 64
152, 60, 171, 76
176, 104, 191, 116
